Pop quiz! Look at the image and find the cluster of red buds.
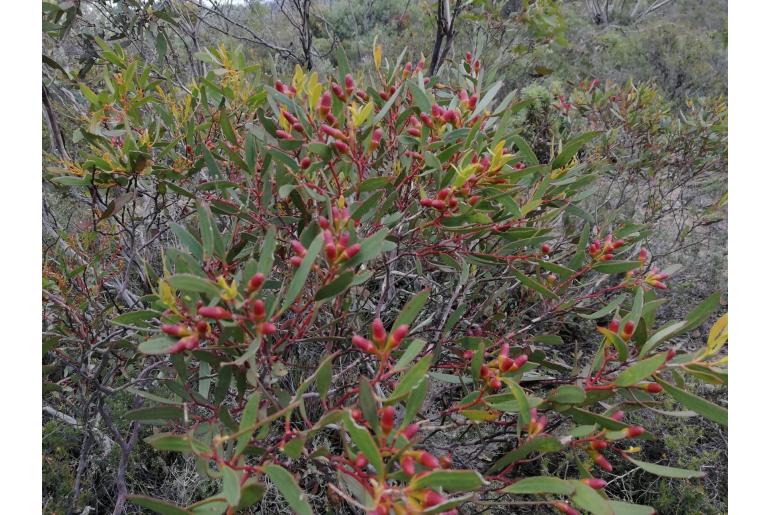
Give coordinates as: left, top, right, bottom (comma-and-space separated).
457, 89, 478, 111
588, 234, 625, 261
274, 80, 298, 97
464, 51, 481, 76
405, 114, 423, 138
289, 239, 308, 267
419, 186, 459, 213
275, 109, 306, 142
162, 319, 209, 353
603, 318, 636, 341
351, 318, 409, 357
322, 228, 360, 264
320, 123, 351, 155
556, 95, 573, 113
430, 102, 462, 128
474, 343, 528, 390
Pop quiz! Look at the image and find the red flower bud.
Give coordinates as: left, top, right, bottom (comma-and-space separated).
161, 324, 190, 337
554, 501, 580, 515
291, 239, 306, 256
589, 439, 608, 450
333, 139, 350, 155
642, 382, 663, 393
431, 103, 444, 118
248, 272, 266, 292
593, 453, 613, 472
390, 324, 409, 347
261, 322, 276, 334
351, 408, 363, 422
331, 82, 345, 100
253, 299, 266, 319
639, 248, 649, 261
612, 239, 625, 249
622, 321, 635, 338
321, 124, 346, 140
584, 478, 607, 489
290, 256, 303, 267
198, 306, 232, 320
401, 455, 415, 475
424, 490, 445, 508
420, 198, 434, 207
325, 243, 338, 261
469, 195, 481, 205
608, 319, 620, 333
419, 112, 433, 127
490, 377, 502, 390
480, 364, 490, 378
354, 452, 368, 469
499, 356, 515, 372
610, 410, 625, 421
431, 199, 446, 210
372, 318, 387, 344
402, 423, 419, 440
541, 243, 552, 254
344, 243, 361, 260
419, 451, 440, 469
437, 187, 451, 200
465, 51, 473, 63
275, 80, 287, 93
179, 333, 199, 350
352, 335, 376, 354
407, 127, 421, 137
300, 156, 311, 169
196, 320, 209, 334
318, 216, 330, 229
275, 129, 292, 140
381, 405, 395, 433
513, 354, 528, 369
344, 74, 355, 96
624, 425, 645, 438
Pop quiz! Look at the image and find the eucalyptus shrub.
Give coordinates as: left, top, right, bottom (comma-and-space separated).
49, 42, 727, 515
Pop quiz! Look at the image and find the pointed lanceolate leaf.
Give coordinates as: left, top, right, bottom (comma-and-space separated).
615, 353, 666, 387
128, 495, 191, 515
263, 464, 314, 515
656, 378, 727, 426
501, 476, 575, 495
411, 470, 487, 492
626, 456, 705, 478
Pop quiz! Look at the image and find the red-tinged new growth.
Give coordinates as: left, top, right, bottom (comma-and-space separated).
402, 423, 419, 440
423, 490, 445, 508
389, 324, 409, 349
198, 306, 233, 320
401, 455, 416, 475
639, 382, 663, 393
624, 425, 646, 438
608, 318, 620, 333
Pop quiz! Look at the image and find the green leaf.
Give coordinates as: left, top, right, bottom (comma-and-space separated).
593, 261, 640, 274
501, 476, 575, 495
128, 495, 191, 515
393, 339, 427, 372
511, 269, 559, 300
626, 456, 705, 478
373, 83, 403, 123
222, 466, 241, 506
549, 385, 587, 405
502, 379, 531, 427
144, 433, 193, 453
110, 310, 158, 327
236, 392, 261, 455
578, 294, 628, 319
138, 336, 176, 355
639, 321, 688, 356
345, 228, 389, 269
411, 470, 487, 492
470, 81, 502, 118
597, 327, 629, 362
263, 464, 314, 515
171, 223, 203, 260
681, 292, 721, 332
389, 354, 432, 401
393, 289, 430, 328
343, 413, 384, 479
315, 271, 354, 301
279, 234, 323, 314
615, 353, 666, 387
197, 201, 215, 259
608, 500, 656, 515
571, 481, 612, 515
656, 378, 727, 426
552, 132, 600, 170
126, 406, 183, 424
487, 436, 563, 473
401, 377, 428, 428
167, 274, 220, 297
